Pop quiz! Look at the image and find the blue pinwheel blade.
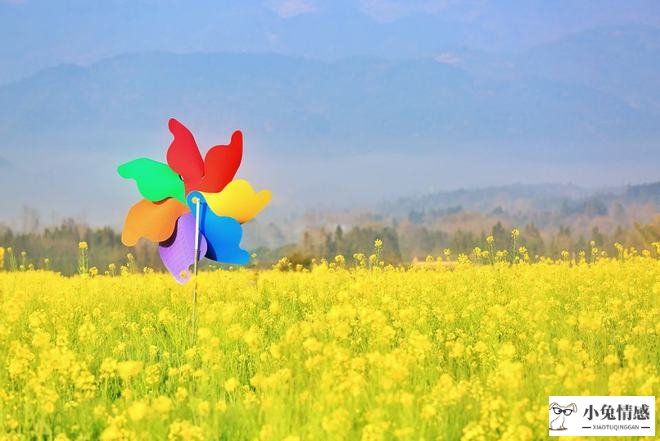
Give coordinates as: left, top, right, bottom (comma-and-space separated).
187, 192, 250, 265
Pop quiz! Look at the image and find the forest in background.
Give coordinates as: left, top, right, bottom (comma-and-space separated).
1, 182, 658, 275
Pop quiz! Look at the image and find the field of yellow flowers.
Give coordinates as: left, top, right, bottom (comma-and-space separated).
0, 243, 658, 440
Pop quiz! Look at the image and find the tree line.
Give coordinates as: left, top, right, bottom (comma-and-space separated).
1, 216, 658, 275
282, 218, 660, 266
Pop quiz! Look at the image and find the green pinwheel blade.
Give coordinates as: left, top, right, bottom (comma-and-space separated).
118, 158, 186, 204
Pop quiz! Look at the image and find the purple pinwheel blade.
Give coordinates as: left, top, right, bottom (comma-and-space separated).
159, 212, 208, 284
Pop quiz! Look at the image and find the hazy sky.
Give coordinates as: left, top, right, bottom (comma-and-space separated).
1, 0, 660, 226
2, 0, 660, 83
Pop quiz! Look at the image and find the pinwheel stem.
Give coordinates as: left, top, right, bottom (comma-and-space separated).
191, 197, 201, 344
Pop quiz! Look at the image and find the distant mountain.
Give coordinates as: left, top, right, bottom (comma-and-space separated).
3, 0, 660, 84
438, 26, 660, 110
1, 26, 660, 224
375, 182, 660, 236
380, 183, 594, 215
380, 182, 660, 215
623, 181, 660, 202
1, 47, 658, 160
518, 26, 660, 112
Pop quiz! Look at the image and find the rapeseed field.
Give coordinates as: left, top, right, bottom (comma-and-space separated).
0, 242, 658, 440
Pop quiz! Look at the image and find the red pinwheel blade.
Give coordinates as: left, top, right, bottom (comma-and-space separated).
197, 130, 243, 193
166, 118, 205, 193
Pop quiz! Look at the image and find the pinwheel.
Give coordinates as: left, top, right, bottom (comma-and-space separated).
118, 118, 271, 283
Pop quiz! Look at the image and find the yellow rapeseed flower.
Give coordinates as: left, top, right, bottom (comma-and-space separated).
0, 241, 656, 439
224, 377, 239, 393
116, 361, 143, 381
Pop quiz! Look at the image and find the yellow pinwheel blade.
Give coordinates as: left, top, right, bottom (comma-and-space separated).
201, 179, 272, 224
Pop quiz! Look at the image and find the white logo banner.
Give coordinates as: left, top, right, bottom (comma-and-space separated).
549, 396, 655, 437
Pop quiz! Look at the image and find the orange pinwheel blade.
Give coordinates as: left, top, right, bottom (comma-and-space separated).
121, 198, 189, 246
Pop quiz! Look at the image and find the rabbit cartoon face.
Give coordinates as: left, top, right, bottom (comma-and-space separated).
549, 402, 577, 430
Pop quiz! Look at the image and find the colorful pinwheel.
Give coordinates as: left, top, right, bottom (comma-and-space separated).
118, 118, 271, 283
